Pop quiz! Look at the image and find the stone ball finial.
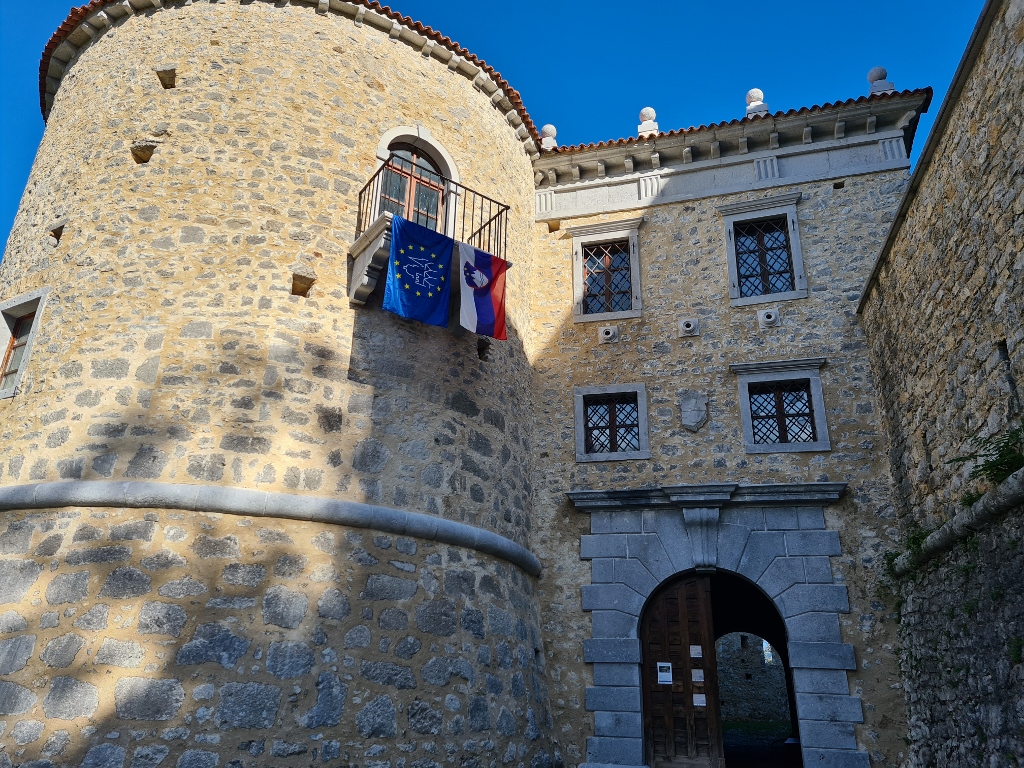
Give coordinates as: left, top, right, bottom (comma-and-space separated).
867, 66, 888, 84
745, 88, 764, 106
639, 106, 656, 122
540, 124, 557, 139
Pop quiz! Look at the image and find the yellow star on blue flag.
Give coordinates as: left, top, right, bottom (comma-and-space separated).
382, 216, 454, 327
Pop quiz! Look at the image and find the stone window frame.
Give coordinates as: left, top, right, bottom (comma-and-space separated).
574, 383, 651, 462
718, 192, 807, 307
0, 287, 50, 400
566, 217, 644, 323
730, 357, 831, 454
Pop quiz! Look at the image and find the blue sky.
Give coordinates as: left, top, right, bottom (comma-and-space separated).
0, 0, 985, 250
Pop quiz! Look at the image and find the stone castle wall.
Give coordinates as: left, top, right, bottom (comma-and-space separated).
715, 634, 790, 723
859, 1, 1024, 766
0, 505, 551, 767
527, 173, 912, 764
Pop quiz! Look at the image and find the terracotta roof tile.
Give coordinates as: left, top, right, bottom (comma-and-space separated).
37, 0, 541, 146
545, 89, 934, 154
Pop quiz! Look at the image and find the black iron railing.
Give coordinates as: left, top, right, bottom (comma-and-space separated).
356, 154, 509, 260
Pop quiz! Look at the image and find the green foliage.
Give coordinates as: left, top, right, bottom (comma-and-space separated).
905, 523, 930, 558
961, 489, 985, 508
963, 598, 978, 618
1010, 637, 1024, 665
948, 418, 1024, 485
990, 587, 1005, 601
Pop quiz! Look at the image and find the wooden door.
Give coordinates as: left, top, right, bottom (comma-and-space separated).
641, 575, 725, 768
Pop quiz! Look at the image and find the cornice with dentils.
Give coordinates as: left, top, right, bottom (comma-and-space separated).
38, 0, 542, 157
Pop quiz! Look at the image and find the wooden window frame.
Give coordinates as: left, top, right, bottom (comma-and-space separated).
378, 143, 447, 232
0, 287, 49, 400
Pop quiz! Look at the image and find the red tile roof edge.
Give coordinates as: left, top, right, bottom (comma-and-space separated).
37, 0, 542, 146
543, 88, 935, 155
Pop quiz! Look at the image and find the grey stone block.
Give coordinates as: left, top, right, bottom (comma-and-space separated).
793, 669, 852, 695
263, 585, 308, 628
34, 533, 64, 557
217, 682, 281, 728
267, 641, 314, 679
407, 698, 443, 735
594, 711, 642, 738
416, 598, 457, 636
584, 686, 641, 712
110, 521, 156, 542
40, 611, 59, 628
0, 609, 28, 633
613, 558, 658, 597
0, 521, 34, 555
297, 672, 347, 728
356, 694, 396, 737
99, 566, 151, 598
0, 681, 37, 715
138, 601, 187, 637
360, 660, 417, 689
488, 605, 514, 636
96, 638, 145, 668
80, 744, 126, 768
115, 677, 184, 720
720, 507, 765, 530
190, 534, 239, 558
41, 633, 84, 668
66, 545, 131, 565
0, 559, 43, 603
495, 706, 516, 736
176, 623, 250, 668
789, 642, 856, 670
580, 534, 627, 559
583, 638, 641, 663
786, 612, 842, 642
12, 719, 44, 745
206, 596, 256, 609
344, 625, 371, 648
43, 676, 99, 719
157, 576, 206, 598
586, 736, 643, 765
222, 563, 265, 586
0, 634, 35, 674
803, 556, 833, 582
764, 506, 800, 529
176, 750, 218, 768
593, 662, 641, 687
271, 741, 308, 758
716, 523, 751, 572
129, 745, 170, 768
799, 749, 870, 768
777, 585, 850, 617
796, 693, 864, 723
468, 694, 490, 731
45, 571, 90, 604
798, 507, 826, 529
757, 556, 805, 597
74, 604, 109, 630
737, 532, 786, 582
591, 559, 615, 583
590, 610, 639, 639
590, 511, 642, 534
141, 550, 186, 570
799, 720, 857, 749
581, 584, 645, 615
629, 529, 690, 577
785, 531, 841, 556
361, 573, 418, 601
317, 588, 351, 620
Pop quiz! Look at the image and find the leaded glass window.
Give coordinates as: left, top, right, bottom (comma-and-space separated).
582, 240, 632, 315
379, 144, 445, 231
734, 217, 794, 298
584, 392, 641, 454
748, 380, 817, 445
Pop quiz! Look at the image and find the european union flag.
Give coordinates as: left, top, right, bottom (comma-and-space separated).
382, 216, 454, 328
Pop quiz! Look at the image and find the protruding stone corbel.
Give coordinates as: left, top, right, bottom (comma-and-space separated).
316, 0, 329, 13
684, 508, 721, 571
596, 161, 605, 178
571, 165, 580, 181
547, 169, 557, 185
866, 116, 876, 134
389, 21, 401, 39
710, 141, 721, 159
348, 212, 393, 305
681, 147, 691, 164
354, 6, 365, 26
650, 151, 660, 169
769, 132, 779, 149
420, 39, 434, 57
447, 54, 461, 71
534, 171, 544, 187
624, 156, 634, 173
834, 121, 845, 139
738, 137, 748, 154
803, 127, 813, 144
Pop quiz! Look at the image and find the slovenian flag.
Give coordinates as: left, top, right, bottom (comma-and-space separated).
458, 243, 508, 340
382, 216, 454, 328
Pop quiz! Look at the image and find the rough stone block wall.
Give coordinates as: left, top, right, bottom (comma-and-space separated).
0, 507, 554, 767
715, 633, 790, 723
858, 2, 1024, 765
528, 175, 912, 763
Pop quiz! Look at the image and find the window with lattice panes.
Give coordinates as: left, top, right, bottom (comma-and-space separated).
574, 383, 650, 461
734, 217, 794, 299
582, 240, 632, 315
747, 379, 817, 445
584, 392, 641, 453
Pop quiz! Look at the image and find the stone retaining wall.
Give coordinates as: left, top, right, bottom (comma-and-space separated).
0, 505, 555, 767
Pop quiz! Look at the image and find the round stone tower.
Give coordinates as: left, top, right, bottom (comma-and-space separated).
0, 2, 553, 766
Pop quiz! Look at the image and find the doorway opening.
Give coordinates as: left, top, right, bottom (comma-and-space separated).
639, 570, 802, 768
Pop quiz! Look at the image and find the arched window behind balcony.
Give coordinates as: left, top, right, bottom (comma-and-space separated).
379, 143, 446, 231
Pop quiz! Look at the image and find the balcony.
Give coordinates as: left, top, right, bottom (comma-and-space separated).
348, 154, 510, 305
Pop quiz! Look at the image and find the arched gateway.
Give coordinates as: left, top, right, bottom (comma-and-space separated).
568, 483, 871, 768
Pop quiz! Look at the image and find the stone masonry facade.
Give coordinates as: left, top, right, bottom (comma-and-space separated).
2, 0, 1021, 767
858, 1, 1024, 765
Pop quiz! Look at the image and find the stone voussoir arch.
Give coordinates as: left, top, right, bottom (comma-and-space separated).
568, 482, 873, 768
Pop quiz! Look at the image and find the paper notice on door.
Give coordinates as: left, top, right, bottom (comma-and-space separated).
689, 645, 703, 658
693, 693, 707, 707
656, 662, 673, 684
691, 669, 704, 682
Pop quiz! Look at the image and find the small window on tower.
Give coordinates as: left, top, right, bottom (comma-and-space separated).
567, 217, 643, 323
573, 383, 650, 462
0, 288, 50, 399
